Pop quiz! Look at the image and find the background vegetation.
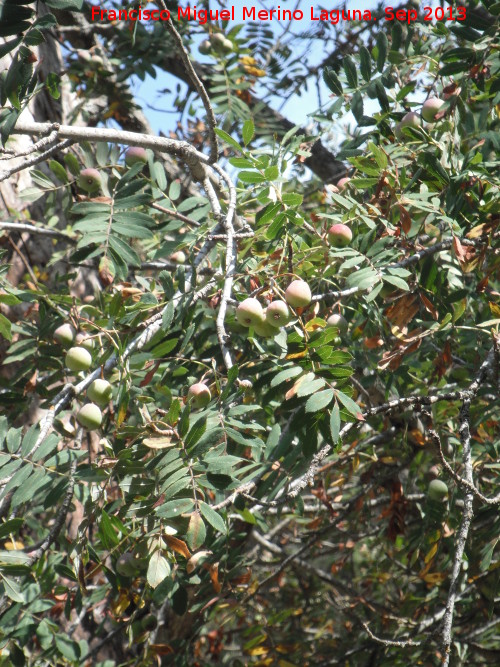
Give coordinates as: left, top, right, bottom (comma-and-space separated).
0, 0, 499, 665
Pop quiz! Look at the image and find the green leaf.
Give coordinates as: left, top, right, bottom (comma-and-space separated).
0, 550, 31, 565
156, 498, 194, 518
297, 378, 326, 398
242, 119, 255, 146
368, 141, 387, 170
215, 128, 243, 152
48, 160, 67, 183
383, 275, 409, 291
343, 56, 358, 89
161, 300, 175, 331
11, 469, 48, 507
265, 212, 286, 240
346, 267, 379, 290
0, 313, 12, 341
323, 67, 343, 96
199, 502, 226, 534
186, 511, 206, 550
271, 367, 303, 388
44, 0, 83, 10
330, 402, 341, 444
351, 91, 363, 122
99, 511, 119, 550
480, 538, 498, 572
336, 390, 363, 420
264, 165, 278, 180
108, 236, 140, 267
2, 574, 24, 603
45, 71, 60, 99
359, 46, 371, 82
238, 171, 266, 184
168, 180, 181, 201
376, 32, 388, 72
281, 193, 303, 207
305, 389, 334, 413
147, 551, 171, 589
0, 518, 23, 542
229, 157, 254, 168
152, 162, 167, 190
185, 417, 207, 451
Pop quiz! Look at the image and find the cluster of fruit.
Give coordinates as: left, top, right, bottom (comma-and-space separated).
77, 147, 148, 193
394, 97, 445, 140
198, 33, 233, 56
54, 323, 111, 431
235, 279, 348, 339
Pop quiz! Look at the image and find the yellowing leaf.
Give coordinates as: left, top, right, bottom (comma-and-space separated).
186, 512, 206, 551
143, 437, 176, 449
424, 541, 439, 564
147, 551, 171, 589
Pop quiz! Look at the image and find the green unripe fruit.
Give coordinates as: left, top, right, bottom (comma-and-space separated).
87, 379, 112, 407
170, 251, 186, 264
395, 111, 421, 140
326, 313, 348, 335
76, 403, 102, 430
125, 146, 147, 166
328, 223, 352, 248
211, 33, 226, 48
65, 346, 92, 372
253, 318, 279, 338
187, 382, 211, 409
236, 298, 265, 327
75, 332, 95, 351
421, 98, 445, 123
199, 39, 212, 55
265, 300, 290, 328
428, 479, 449, 502
285, 280, 312, 308
116, 552, 140, 577
221, 38, 233, 53
53, 323, 75, 347
78, 168, 101, 193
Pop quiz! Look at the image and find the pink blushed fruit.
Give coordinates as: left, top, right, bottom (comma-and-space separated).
395, 111, 421, 140
265, 300, 290, 328
254, 318, 279, 338
53, 323, 75, 347
78, 168, 101, 193
125, 146, 147, 166
326, 313, 348, 335
199, 39, 212, 55
284, 280, 312, 308
328, 223, 352, 248
236, 298, 265, 327
170, 251, 186, 264
187, 382, 211, 409
421, 98, 445, 123
336, 177, 351, 191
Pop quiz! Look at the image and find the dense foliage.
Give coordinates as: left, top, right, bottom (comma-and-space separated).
0, 0, 499, 665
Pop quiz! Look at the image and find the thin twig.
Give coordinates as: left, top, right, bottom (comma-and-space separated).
438, 348, 496, 665
160, 2, 218, 164
0, 139, 73, 182
0, 221, 75, 241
